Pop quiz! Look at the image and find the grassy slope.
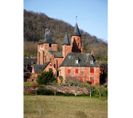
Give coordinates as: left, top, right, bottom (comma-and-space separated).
24, 96, 107, 118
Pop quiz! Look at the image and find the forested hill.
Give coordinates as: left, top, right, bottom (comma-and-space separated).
24, 9, 107, 62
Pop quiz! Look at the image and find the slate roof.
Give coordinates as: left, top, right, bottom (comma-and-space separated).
49, 51, 63, 58
33, 62, 49, 73
60, 52, 99, 67
42, 28, 57, 44
63, 33, 70, 45
74, 23, 81, 36
44, 36, 56, 44
24, 57, 36, 65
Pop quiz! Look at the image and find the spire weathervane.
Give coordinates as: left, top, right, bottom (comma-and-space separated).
76, 16, 78, 23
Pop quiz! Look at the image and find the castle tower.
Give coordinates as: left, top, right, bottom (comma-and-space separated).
71, 23, 83, 52
37, 28, 58, 64
62, 33, 72, 58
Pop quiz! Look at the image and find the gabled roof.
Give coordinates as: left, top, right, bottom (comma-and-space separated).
49, 51, 63, 58
63, 33, 70, 45
60, 52, 99, 67
73, 23, 81, 36
33, 62, 49, 73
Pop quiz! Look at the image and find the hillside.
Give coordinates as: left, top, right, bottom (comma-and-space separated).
24, 10, 107, 62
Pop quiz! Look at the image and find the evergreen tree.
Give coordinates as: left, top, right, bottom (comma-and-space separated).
37, 69, 56, 85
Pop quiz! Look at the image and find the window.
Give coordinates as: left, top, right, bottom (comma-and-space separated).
90, 77, 94, 84
75, 69, 78, 74
80, 78, 83, 82
75, 59, 79, 64
56, 60, 58, 68
49, 43, 51, 47
90, 60, 94, 65
54, 64, 56, 68
90, 67, 94, 73
75, 58, 80, 64
67, 69, 71, 74
68, 55, 71, 59
57, 70, 59, 77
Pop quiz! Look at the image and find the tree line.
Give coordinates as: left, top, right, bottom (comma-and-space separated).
24, 9, 107, 62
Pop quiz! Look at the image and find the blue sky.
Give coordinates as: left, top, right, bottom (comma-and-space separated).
24, 0, 107, 41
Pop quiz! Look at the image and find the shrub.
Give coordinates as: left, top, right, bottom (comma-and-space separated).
65, 78, 81, 86
37, 86, 55, 95
98, 86, 108, 97
24, 88, 36, 95
91, 87, 100, 97
59, 76, 63, 84
80, 82, 91, 88
37, 69, 56, 85
91, 86, 108, 98
24, 82, 38, 88
65, 78, 91, 89
24, 82, 38, 95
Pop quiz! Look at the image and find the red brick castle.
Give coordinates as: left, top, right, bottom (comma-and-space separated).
31, 23, 100, 85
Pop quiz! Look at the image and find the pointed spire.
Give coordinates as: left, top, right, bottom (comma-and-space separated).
63, 33, 70, 45
74, 23, 81, 36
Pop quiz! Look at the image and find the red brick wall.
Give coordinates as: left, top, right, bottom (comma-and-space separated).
38, 43, 57, 52
44, 63, 57, 75
59, 67, 66, 83
51, 44, 58, 51
62, 45, 72, 58
59, 66, 100, 85
37, 43, 58, 64
54, 58, 63, 68
93, 67, 100, 85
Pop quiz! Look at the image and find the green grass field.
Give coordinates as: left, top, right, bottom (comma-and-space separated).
24, 95, 107, 118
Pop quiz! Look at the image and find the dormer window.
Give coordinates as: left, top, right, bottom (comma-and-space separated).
75, 59, 79, 64
75, 58, 80, 64
90, 60, 94, 65
68, 55, 71, 59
